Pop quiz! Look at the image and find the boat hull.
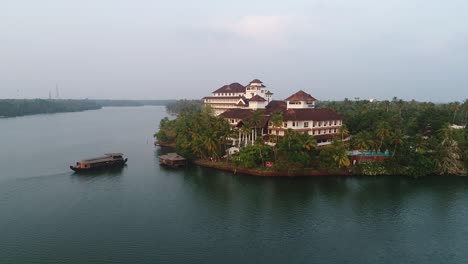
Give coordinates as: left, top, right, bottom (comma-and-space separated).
70, 159, 128, 172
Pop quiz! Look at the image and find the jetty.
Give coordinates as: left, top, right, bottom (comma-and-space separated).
159, 153, 187, 168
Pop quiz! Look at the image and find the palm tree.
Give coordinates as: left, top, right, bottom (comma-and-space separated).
240, 122, 252, 147
396, 99, 404, 119
203, 136, 218, 161
390, 129, 404, 157
462, 99, 468, 126
250, 109, 264, 140
375, 121, 391, 152
189, 132, 206, 159
331, 140, 350, 169
303, 136, 317, 151
383, 100, 390, 112
270, 111, 283, 143
450, 102, 461, 124
351, 132, 370, 151
338, 124, 349, 141
435, 125, 464, 175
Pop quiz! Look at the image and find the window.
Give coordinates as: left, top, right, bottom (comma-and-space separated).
283, 122, 288, 128
304, 122, 309, 128
292, 122, 296, 127
333, 120, 337, 125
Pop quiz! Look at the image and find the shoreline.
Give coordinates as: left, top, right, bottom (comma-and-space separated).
156, 144, 349, 177
192, 159, 349, 177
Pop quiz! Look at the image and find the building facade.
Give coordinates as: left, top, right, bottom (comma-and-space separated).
203, 79, 273, 115
204, 80, 345, 146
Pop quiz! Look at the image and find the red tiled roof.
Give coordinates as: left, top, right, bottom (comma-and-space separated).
285, 90, 317, 101
213, 83, 246, 94
265, 91, 273, 95
249, 79, 263, 84
282, 108, 341, 121
258, 115, 270, 128
265, 100, 287, 111
249, 95, 267, 102
221, 109, 269, 128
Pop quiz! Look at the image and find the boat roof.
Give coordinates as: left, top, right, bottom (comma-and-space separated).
159, 153, 186, 161
79, 153, 124, 164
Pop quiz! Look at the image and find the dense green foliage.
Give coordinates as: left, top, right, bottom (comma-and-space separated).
0, 99, 101, 117
156, 97, 467, 176
231, 143, 274, 169
320, 98, 468, 176
155, 107, 230, 160
165, 100, 203, 115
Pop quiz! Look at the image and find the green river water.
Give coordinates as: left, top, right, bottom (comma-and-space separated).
0, 106, 467, 263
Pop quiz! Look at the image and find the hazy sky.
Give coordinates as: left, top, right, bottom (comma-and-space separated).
1, 0, 467, 101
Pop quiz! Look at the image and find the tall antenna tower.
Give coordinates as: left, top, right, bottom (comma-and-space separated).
55, 84, 60, 99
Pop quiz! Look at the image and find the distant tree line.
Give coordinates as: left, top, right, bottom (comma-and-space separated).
94, 99, 176, 107
165, 100, 203, 115
0, 99, 178, 117
0, 99, 101, 117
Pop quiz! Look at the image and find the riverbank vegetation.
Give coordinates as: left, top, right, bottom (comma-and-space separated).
0, 99, 177, 117
94, 99, 175, 107
0, 99, 102, 117
165, 100, 203, 115
155, 98, 467, 177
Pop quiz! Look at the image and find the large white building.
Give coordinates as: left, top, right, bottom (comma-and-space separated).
203, 79, 273, 115
203, 79, 345, 146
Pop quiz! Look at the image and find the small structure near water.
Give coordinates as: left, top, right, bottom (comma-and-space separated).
348, 150, 390, 165
159, 153, 187, 168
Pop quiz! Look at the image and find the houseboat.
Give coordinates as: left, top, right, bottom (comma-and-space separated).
70, 153, 128, 172
159, 153, 187, 168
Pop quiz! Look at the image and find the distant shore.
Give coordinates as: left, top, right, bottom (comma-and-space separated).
0, 99, 174, 118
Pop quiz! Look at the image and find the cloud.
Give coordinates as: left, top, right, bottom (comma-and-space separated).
216, 15, 294, 45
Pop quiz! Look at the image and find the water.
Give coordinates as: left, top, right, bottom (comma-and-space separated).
1, 106, 467, 264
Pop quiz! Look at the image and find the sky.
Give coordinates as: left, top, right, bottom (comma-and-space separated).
1, 0, 467, 102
